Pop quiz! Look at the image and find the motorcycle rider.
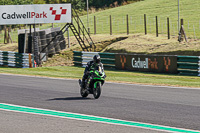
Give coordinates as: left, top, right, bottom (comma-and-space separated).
81, 54, 104, 89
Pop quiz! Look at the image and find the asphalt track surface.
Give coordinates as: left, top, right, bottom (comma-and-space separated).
0, 74, 200, 132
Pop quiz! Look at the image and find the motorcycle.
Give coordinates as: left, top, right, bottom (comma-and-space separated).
79, 65, 106, 99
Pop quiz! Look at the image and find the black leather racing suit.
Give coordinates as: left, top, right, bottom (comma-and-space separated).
82, 61, 104, 88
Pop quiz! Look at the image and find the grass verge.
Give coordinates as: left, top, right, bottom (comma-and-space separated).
0, 66, 199, 88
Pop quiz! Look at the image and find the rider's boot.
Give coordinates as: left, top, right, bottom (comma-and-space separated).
81, 82, 85, 89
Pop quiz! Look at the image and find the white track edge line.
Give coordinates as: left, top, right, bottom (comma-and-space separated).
0, 73, 199, 90
0, 103, 199, 133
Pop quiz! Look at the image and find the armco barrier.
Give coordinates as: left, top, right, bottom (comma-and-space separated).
73, 51, 115, 69
82, 52, 99, 67
73, 51, 82, 66
0, 51, 34, 68
73, 51, 200, 76
177, 56, 200, 76
99, 53, 115, 69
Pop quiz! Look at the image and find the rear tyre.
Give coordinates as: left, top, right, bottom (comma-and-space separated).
93, 82, 101, 99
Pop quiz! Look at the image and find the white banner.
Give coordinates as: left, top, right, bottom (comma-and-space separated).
0, 4, 71, 25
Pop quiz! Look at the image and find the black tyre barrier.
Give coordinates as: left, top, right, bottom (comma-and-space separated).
18, 28, 66, 58
58, 30, 66, 50
39, 31, 47, 53
35, 32, 42, 53
46, 33, 56, 56
33, 36, 39, 65
51, 31, 61, 53
18, 34, 25, 53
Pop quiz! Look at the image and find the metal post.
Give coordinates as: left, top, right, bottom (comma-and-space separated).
28, 25, 32, 53
78, 18, 80, 36
127, 14, 129, 35
24, 30, 27, 53
4, 26, 7, 44
178, 0, 180, 33
144, 14, 147, 35
33, 24, 36, 36
94, 16, 96, 35
181, 19, 183, 27
87, 0, 90, 33
156, 16, 158, 37
110, 15, 112, 35
67, 27, 70, 48
167, 18, 170, 39
178, 19, 183, 42
30, 24, 32, 34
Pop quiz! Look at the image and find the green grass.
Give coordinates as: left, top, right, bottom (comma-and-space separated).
0, 66, 199, 88
78, 0, 200, 38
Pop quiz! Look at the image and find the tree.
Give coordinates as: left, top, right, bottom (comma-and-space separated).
33, 0, 46, 4
0, 0, 33, 5
75, 0, 85, 9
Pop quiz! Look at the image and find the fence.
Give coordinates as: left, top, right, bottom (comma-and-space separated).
177, 56, 200, 76
76, 14, 200, 40
0, 51, 34, 68
73, 51, 115, 69
73, 51, 200, 77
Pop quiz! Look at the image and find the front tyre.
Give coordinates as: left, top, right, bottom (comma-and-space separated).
80, 87, 88, 98
93, 82, 101, 99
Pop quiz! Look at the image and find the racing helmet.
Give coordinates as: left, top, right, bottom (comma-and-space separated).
93, 55, 101, 63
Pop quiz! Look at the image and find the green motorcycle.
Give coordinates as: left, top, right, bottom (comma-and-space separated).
79, 65, 106, 99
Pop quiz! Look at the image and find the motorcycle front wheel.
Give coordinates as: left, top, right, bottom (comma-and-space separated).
80, 87, 88, 98
93, 82, 101, 99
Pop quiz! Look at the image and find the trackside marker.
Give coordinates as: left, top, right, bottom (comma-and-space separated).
0, 103, 199, 133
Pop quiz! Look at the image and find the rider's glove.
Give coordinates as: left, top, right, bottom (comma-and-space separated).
99, 71, 103, 76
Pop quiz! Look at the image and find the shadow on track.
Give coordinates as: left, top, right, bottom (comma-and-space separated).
47, 97, 92, 101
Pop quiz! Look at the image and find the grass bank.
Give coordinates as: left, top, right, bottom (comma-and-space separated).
78, 0, 200, 38
0, 66, 199, 88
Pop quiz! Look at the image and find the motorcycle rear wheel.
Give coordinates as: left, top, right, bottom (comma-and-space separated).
93, 82, 101, 99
